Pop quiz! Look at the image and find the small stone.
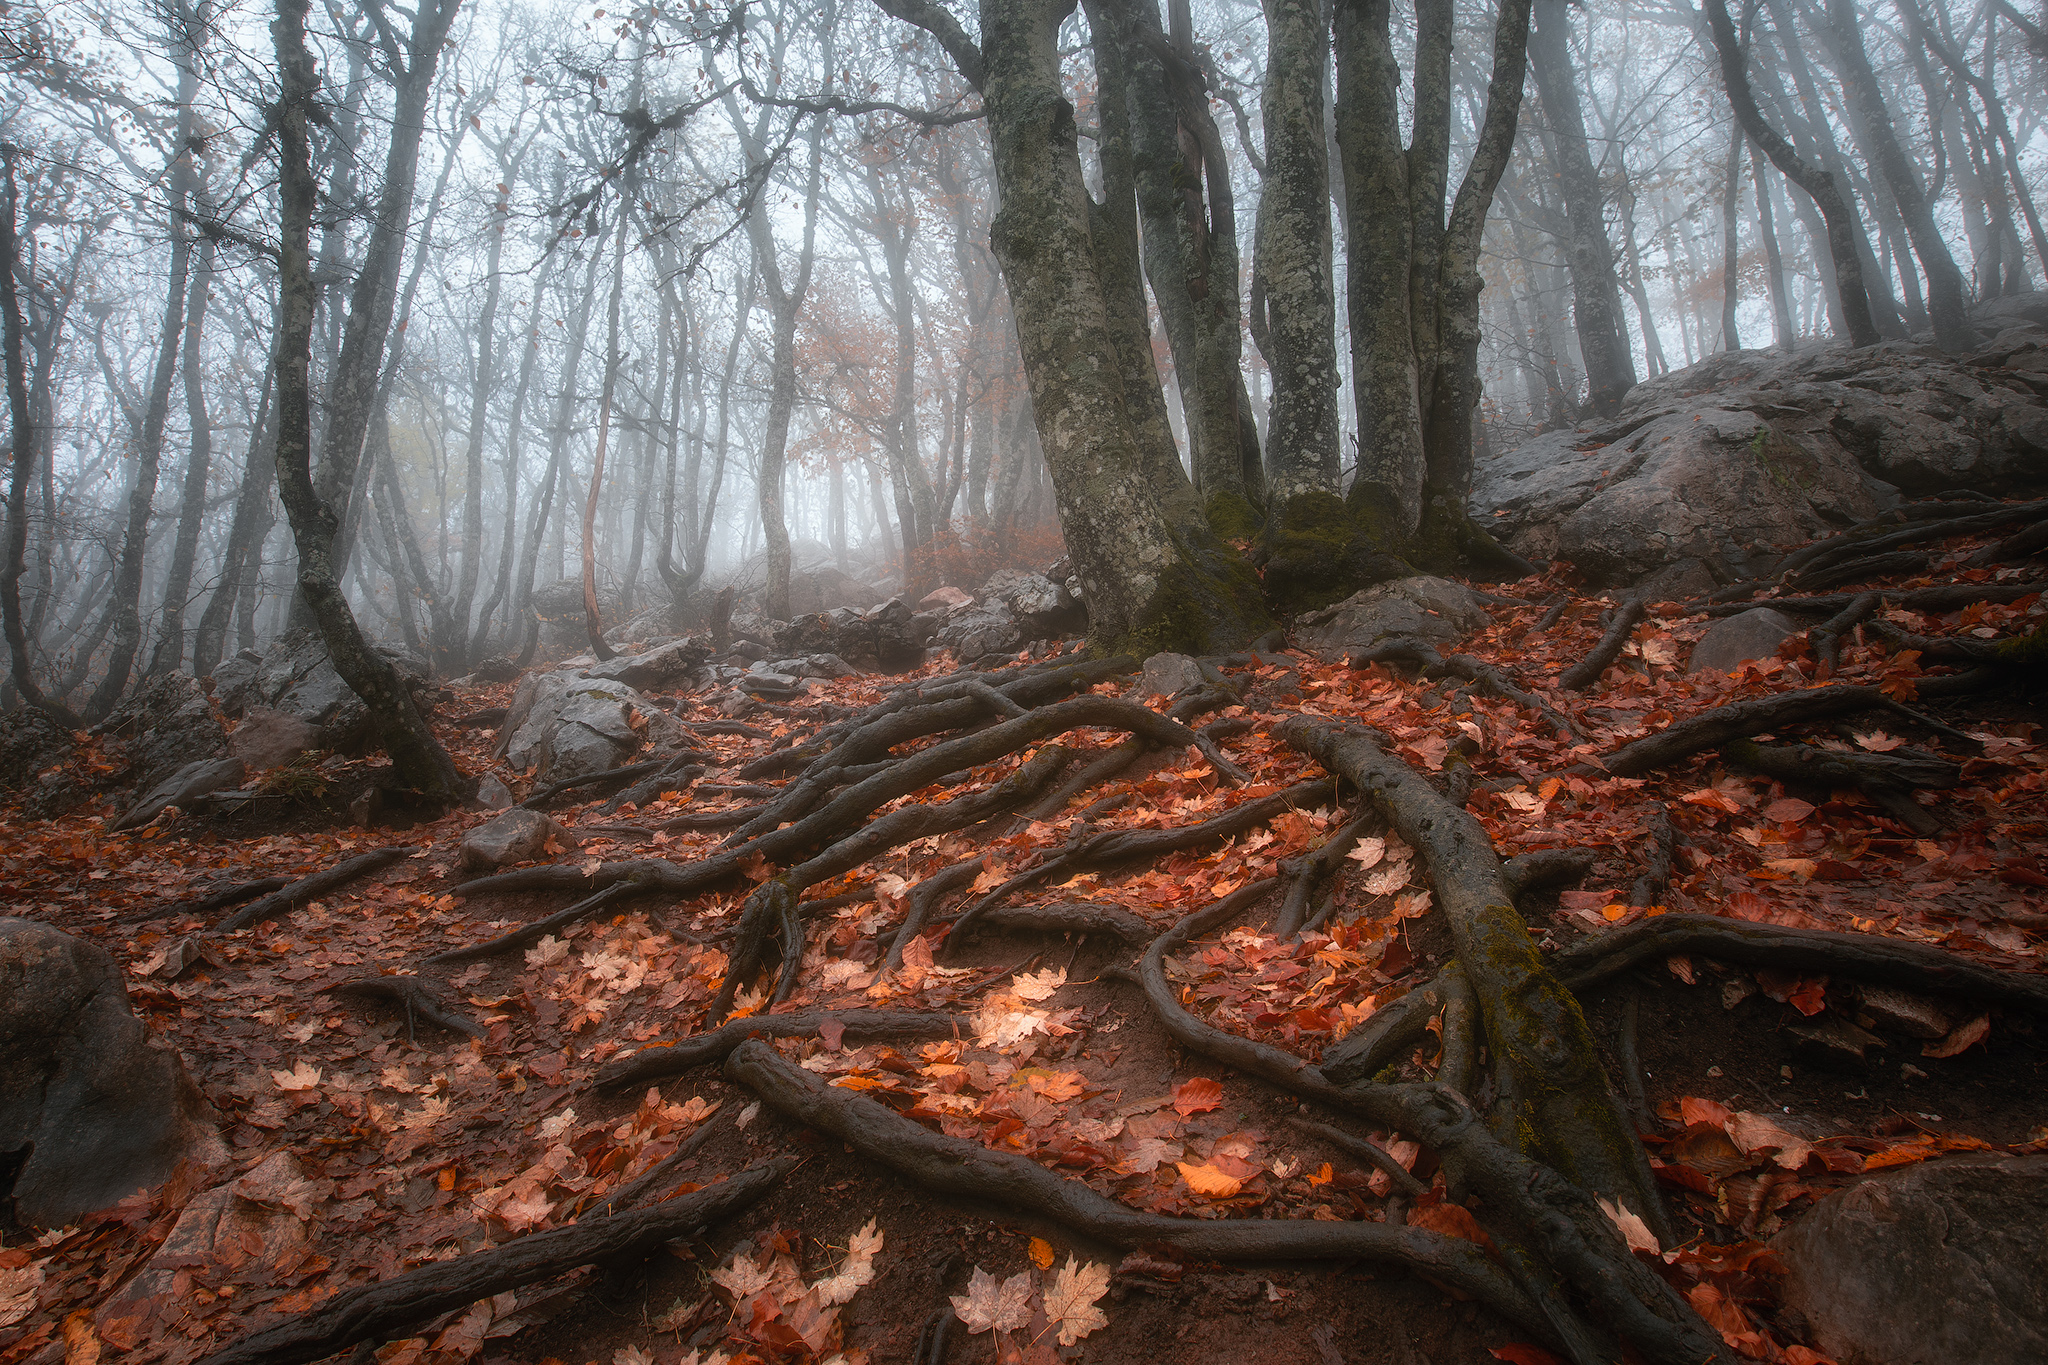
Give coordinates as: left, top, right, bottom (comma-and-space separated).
348, 788, 381, 828
918, 586, 974, 612
1858, 984, 1955, 1040
1722, 977, 1759, 1010
1707, 1066, 1724, 1078
1688, 608, 1803, 674
458, 808, 574, 872
1138, 652, 1208, 698
476, 773, 514, 809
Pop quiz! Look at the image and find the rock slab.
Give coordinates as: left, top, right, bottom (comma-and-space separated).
1293, 576, 1490, 659
0, 918, 222, 1226
1773, 1153, 2048, 1365
227, 706, 323, 770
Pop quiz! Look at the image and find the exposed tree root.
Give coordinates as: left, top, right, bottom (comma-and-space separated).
329, 975, 485, 1040
1130, 892, 1725, 1365
1807, 591, 1879, 674
191, 1160, 792, 1365
1273, 808, 1378, 938
1629, 806, 1676, 909
719, 1040, 1556, 1342
158, 876, 290, 921
1791, 498, 2048, 579
1556, 597, 1645, 692
518, 758, 686, 810
969, 900, 1156, 946
1966, 515, 2048, 567
1792, 550, 1930, 593
1349, 638, 1584, 741
1604, 683, 1984, 777
882, 858, 987, 969
1500, 849, 1596, 903
215, 848, 411, 932
1725, 737, 1958, 835
1276, 718, 1662, 1222
1283, 1118, 1427, 1196
1867, 618, 2009, 665
944, 779, 1335, 947
426, 878, 651, 965
595, 1010, 969, 1090
1699, 582, 2041, 617
1547, 912, 2048, 1013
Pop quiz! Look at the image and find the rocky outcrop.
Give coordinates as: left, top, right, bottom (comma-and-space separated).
1773, 1153, 2048, 1364
935, 568, 1088, 663
0, 918, 223, 1227
101, 672, 229, 793
0, 708, 75, 798
1293, 576, 1491, 659
495, 669, 684, 783
1472, 321, 2048, 589
110, 757, 246, 833
773, 598, 930, 673
213, 629, 433, 755
581, 638, 713, 692
227, 707, 323, 771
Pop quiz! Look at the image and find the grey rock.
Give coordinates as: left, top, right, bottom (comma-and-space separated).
581, 638, 712, 692
1688, 608, 1804, 674
0, 707, 74, 792
110, 757, 246, 833
496, 670, 681, 783
981, 568, 1086, 638
937, 605, 1024, 661
101, 672, 228, 793
0, 918, 223, 1226
208, 649, 263, 715
222, 629, 433, 755
1139, 652, 1208, 698
475, 773, 514, 809
1774, 1153, 2048, 1365
740, 672, 806, 697
919, 586, 974, 612
1294, 576, 1491, 659
803, 653, 861, 679
1471, 330, 2048, 586
458, 808, 574, 872
774, 596, 925, 673
227, 707, 323, 770
1857, 984, 1955, 1041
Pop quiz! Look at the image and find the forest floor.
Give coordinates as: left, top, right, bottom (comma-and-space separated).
3, 538, 2046, 1365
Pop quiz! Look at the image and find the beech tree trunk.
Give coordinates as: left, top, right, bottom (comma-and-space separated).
1526, 0, 1636, 412
147, 229, 216, 678
269, 0, 463, 804
872, 0, 1271, 653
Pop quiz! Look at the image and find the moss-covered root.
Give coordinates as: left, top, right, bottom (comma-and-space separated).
1274, 716, 1668, 1237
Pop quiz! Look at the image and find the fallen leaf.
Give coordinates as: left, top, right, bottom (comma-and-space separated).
1346, 837, 1387, 868
272, 1059, 323, 1092
1176, 1161, 1243, 1197
1596, 1197, 1660, 1255
812, 1218, 883, 1305
1854, 731, 1906, 752
711, 1254, 774, 1299
1924, 1013, 1990, 1058
950, 1265, 1032, 1334
1171, 1077, 1224, 1116
0, 1261, 43, 1328
1028, 1238, 1055, 1271
1762, 797, 1815, 824
1012, 967, 1067, 1002
1042, 1256, 1110, 1346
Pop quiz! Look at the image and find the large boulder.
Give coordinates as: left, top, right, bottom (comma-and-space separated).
1772, 1153, 2048, 1364
109, 756, 246, 833
1294, 576, 1491, 659
774, 597, 929, 673
227, 706, 322, 771
214, 629, 433, 755
1472, 327, 2048, 588
100, 672, 228, 793
981, 568, 1087, 639
0, 918, 223, 1227
936, 603, 1024, 662
495, 670, 684, 783
581, 638, 713, 692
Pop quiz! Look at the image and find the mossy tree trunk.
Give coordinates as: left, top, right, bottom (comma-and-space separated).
871, 0, 1272, 656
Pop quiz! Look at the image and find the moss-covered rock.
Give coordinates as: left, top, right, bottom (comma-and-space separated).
1203, 488, 1266, 542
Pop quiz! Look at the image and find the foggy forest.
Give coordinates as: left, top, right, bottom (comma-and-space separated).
2, 0, 2046, 1359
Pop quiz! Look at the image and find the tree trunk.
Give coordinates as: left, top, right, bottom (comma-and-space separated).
269, 0, 463, 804
0, 148, 79, 724
146, 230, 216, 677
581, 199, 631, 661
448, 167, 510, 671
1720, 123, 1745, 352
1526, 0, 1636, 413
1752, 145, 1797, 346
192, 362, 277, 679
873, 0, 1272, 653
1704, 0, 1881, 346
